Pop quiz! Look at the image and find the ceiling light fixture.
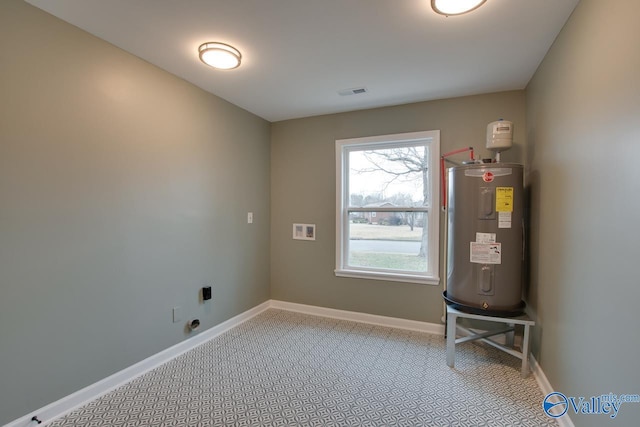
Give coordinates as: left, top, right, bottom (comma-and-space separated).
431, 0, 486, 16
198, 42, 241, 70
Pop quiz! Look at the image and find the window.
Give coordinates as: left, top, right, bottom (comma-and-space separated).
335, 130, 440, 285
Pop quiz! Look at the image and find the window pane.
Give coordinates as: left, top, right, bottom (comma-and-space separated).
349, 146, 428, 208
348, 212, 428, 272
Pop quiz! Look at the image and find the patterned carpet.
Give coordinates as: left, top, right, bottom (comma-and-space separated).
49, 309, 556, 426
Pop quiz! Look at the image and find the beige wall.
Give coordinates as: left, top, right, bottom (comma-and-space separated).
271, 91, 526, 323
526, 0, 640, 425
0, 1, 270, 423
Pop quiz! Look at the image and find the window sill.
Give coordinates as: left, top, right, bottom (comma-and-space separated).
334, 269, 440, 285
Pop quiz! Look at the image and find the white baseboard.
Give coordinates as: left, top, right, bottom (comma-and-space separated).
530, 354, 575, 427
270, 300, 445, 335
5, 301, 271, 427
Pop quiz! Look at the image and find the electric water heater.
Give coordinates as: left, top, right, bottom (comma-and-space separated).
444, 163, 525, 315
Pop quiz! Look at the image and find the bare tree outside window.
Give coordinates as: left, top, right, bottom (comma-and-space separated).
351, 146, 430, 259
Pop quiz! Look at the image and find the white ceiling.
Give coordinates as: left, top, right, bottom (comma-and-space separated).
26, 0, 579, 122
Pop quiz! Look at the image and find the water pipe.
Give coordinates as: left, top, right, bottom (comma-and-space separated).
440, 147, 475, 209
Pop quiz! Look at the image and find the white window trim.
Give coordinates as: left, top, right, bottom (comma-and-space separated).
335, 130, 440, 285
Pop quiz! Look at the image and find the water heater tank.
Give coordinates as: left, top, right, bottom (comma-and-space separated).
444, 163, 525, 316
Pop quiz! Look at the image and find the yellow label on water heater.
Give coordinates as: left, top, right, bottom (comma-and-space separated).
496, 187, 514, 212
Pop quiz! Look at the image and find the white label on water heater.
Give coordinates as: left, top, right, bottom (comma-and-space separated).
498, 211, 512, 229
470, 242, 502, 264
475, 232, 496, 243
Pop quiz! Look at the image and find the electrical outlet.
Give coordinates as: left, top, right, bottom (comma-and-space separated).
247, 212, 253, 224
202, 286, 212, 301
173, 306, 182, 323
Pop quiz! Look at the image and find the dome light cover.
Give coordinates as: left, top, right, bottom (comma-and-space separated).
198, 42, 241, 70
431, 0, 486, 16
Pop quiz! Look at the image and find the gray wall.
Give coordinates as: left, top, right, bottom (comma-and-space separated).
526, 0, 640, 425
271, 91, 525, 323
0, 1, 270, 423
8, 0, 639, 424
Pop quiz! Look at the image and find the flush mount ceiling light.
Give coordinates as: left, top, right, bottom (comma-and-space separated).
198, 42, 241, 70
431, 0, 486, 16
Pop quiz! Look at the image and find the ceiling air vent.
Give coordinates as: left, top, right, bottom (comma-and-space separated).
338, 87, 368, 96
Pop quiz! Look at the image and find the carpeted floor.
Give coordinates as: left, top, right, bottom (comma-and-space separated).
49, 309, 556, 426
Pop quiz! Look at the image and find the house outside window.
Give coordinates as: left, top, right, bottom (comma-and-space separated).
335, 130, 440, 285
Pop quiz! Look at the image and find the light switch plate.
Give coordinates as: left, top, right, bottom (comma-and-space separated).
173, 306, 182, 323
